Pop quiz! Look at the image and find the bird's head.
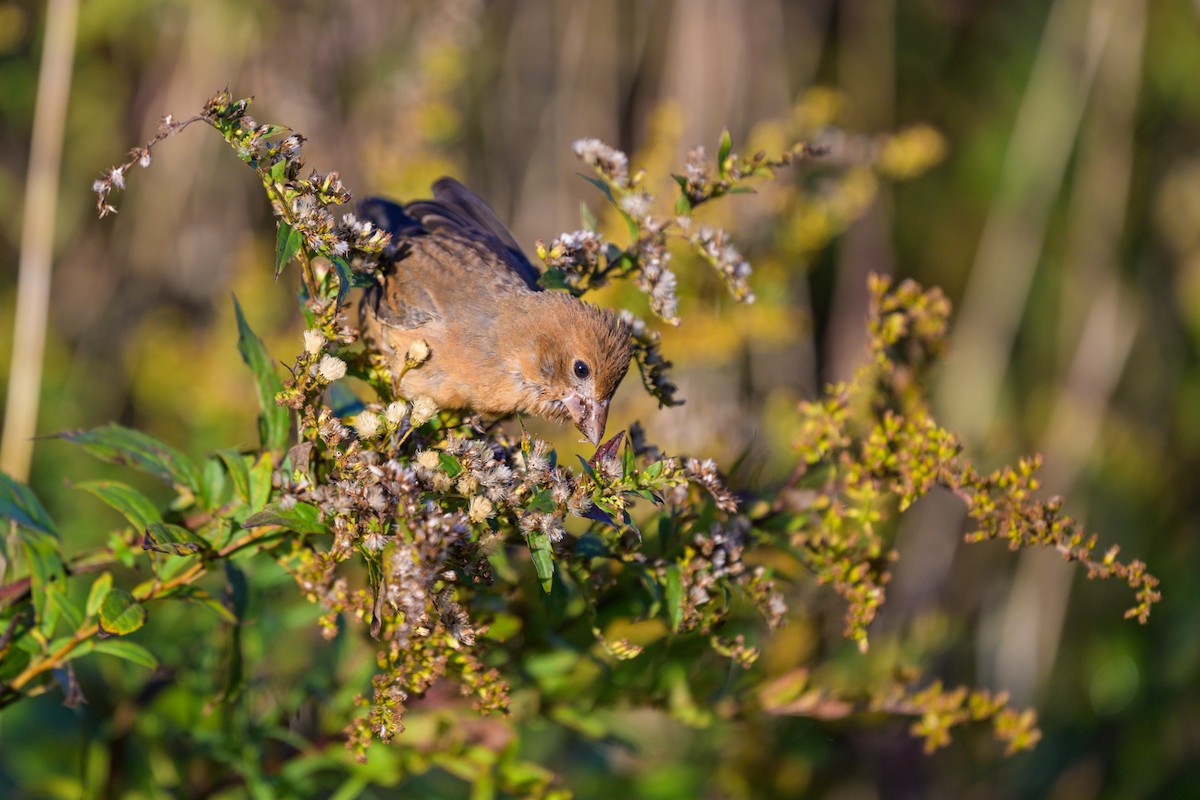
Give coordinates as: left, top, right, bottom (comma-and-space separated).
526, 295, 632, 445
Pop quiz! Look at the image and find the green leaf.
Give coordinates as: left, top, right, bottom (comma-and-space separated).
86, 572, 113, 617
665, 564, 683, 632
526, 530, 555, 593
217, 449, 252, 504
531, 548, 554, 594
539, 267, 570, 291
201, 517, 234, 550
47, 588, 84, 631
634, 489, 663, 505
234, 296, 290, 454
525, 489, 557, 514
75, 480, 161, 530
675, 193, 692, 215
142, 522, 207, 555
274, 220, 303, 280
576, 455, 600, 484
92, 640, 157, 670
198, 456, 227, 512
331, 257, 352, 308
616, 208, 640, 242
0, 471, 58, 535
622, 443, 636, 481
57, 424, 200, 493
0, 642, 30, 682
243, 501, 326, 534
248, 453, 273, 512
437, 452, 463, 478
15, 525, 65, 633
717, 129, 733, 179
99, 588, 146, 635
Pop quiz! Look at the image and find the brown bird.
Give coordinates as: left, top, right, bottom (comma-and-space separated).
359, 178, 631, 445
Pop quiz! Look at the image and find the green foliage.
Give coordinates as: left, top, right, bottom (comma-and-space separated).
0, 91, 1158, 797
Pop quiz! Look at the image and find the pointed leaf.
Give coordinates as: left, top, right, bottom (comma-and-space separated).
527, 531, 554, 593
47, 588, 84, 631
274, 221, 303, 280
142, 522, 207, 555
576, 455, 600, 484
0, 644, 30, 682
580, 504, 616, 528
331, 257, 352, 308
75, 480, 161, 530
86, 572, 113, 617
198, 456, 227, 512
622, 443, 636, 482
539, 267, 570, 291
234, 296, 289, 454
217, 449, 252, 504
57, 424, 200, 493
0, 471, 58, 535
627, 489, 654, 505
247, 452, 274, 512
717, 129, 733, 179
616, 208, 640, 242
525, 489, 557, 514
665, 564, 683, 632
15, 526, 65, 632
99, 588, 146, 635
243, 501, 326, 534
437, 452, 463, 478
93, 640, 157, 670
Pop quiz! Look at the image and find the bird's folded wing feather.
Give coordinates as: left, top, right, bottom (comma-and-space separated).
403, 177, 542, 291
359, 178, 543, 334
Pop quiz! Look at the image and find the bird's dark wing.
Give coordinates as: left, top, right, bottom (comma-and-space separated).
402, 177, 542, 291
359, 178, 543, 332
357, 197, 423, 262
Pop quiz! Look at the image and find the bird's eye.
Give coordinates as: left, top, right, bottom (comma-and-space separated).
573, 359, 591, 380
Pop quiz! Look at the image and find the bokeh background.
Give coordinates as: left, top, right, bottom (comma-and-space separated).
2, 0, 1200, 797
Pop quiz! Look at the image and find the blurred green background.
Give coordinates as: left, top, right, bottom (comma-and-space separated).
2, 0, 1200, 797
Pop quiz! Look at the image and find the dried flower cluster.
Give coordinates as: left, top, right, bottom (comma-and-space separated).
563, 132, 807, 320
669, 517, 786, 638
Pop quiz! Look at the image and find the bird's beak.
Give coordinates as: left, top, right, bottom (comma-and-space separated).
563, 392, 609, 446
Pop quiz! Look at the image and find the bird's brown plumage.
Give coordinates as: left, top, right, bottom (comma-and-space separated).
359, 178, 632, 444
